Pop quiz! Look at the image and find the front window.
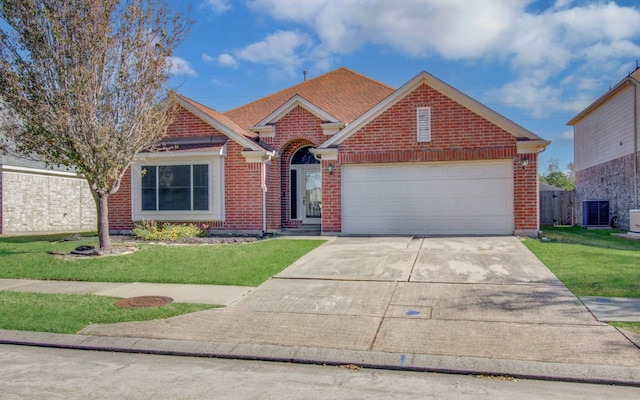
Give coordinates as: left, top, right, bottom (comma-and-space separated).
141, 164, 209, 211
131, 154, 224, 222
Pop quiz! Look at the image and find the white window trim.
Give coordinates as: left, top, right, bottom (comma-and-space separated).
417, 107, 431, 143
131, 153, 224, 222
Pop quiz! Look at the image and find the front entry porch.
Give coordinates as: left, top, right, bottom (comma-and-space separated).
288, 146, 321, 227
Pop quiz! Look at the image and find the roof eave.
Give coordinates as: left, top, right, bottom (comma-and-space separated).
567, 78, 635, 126
251, 95, 341, 130
175, 96, 265, 152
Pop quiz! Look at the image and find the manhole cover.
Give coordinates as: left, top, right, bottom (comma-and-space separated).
115, 296, 174, 309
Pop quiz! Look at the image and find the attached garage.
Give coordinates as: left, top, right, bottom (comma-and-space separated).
342, 161, 514, 235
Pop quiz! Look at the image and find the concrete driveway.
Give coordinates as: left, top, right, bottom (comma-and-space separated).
81, 236, 640, 374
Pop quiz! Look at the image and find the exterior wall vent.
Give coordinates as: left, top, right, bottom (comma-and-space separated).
582, 200, 610, 227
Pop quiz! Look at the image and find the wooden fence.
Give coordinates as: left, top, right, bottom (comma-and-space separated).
539, 190, 575, 226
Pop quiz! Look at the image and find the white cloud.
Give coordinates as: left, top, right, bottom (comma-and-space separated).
202, 52, 239, 68
232, 30, 313, 78
168, 57, 197, 77
242, 0, 640, 116
559, 130, 574, 142
553, 0, 575, 9
211, 78, 231, 87
217, 53, 239, 68
202, 53, 215, 63
249, 0, 530, 58
202, 0, 231, 14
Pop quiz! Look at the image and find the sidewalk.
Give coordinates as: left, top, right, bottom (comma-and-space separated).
2, 277, 640, 385
0, 279, 253, 306
2, 278, 640, 323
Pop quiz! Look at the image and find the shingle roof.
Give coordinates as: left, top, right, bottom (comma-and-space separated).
225, 67, 395, 129
176, 94, 257, 139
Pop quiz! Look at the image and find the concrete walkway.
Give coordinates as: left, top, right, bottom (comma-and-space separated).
2, 236, 640, 385
0, 279, 252, 306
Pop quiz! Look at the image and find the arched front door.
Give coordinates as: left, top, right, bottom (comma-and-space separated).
290, 146, 321, 224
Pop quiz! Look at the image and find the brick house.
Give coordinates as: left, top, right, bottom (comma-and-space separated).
568, 67, 640, 230
109, 68, 549, 237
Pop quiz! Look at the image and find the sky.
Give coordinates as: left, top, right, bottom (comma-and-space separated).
167, 0, 640, 174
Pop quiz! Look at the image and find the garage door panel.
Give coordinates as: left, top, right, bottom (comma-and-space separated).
342, 162, 514, 235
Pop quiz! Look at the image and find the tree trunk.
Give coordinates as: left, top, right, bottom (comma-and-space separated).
96, 194, 112, 251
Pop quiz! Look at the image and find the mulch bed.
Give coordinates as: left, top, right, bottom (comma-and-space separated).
110, 235, 260, 245
49, 234, 261, 260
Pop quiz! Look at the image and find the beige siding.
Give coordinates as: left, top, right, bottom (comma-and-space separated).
574, 85, 635, 171
1, 169, 96, 234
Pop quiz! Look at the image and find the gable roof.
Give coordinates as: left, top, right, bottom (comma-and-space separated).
225, 67, 395, 129
320, 71, 550, 151
174, 95, 264, 152
567, 67, 640, 126
253, 94, 341, 128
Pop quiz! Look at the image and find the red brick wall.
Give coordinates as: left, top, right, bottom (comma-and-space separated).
513, 154, 539, 232
167, 107, 222, 138
323, 83, 539, 234
109, 168, 133, 230
223, 140, 264, 231
321, 159, 342, 233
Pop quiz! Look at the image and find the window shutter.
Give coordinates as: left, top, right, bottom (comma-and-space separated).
417, 107, 431, 142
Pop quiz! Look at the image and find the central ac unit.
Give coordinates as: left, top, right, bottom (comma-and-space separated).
582, 200, 609, 227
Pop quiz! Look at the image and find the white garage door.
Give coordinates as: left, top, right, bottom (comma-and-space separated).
342, 162, 514, 235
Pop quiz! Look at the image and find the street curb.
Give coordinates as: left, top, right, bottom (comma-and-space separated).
2, 329, 639, 387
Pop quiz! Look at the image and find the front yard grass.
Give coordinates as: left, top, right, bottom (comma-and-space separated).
0, 234, 325, 333
0, 291, 216, 334
0, 235, 326, 287
523, 226, 640, 298
524, 226, 640, 333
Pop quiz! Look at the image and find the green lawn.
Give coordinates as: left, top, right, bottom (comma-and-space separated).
0, 291, 216, 334
524, 227, 640, 333
523, 226, 640, 298
0, 235, 326, 286
0, 234, 325, 333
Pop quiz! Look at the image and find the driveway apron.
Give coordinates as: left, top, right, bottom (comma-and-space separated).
81, 236, 640, 367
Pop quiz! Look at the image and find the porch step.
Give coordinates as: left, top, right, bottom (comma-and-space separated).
279, 225, 321, 236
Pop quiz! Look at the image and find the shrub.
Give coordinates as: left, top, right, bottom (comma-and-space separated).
132, 221, 206, 241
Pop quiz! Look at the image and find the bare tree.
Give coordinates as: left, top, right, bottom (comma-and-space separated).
0, 0, 191, 250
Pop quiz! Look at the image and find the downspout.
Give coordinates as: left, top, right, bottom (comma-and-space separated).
631, 77, 640, 209
261, 162, 267, 236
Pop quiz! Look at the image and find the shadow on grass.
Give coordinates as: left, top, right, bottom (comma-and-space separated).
539, 226, 640, 251
0, 232, 97, 244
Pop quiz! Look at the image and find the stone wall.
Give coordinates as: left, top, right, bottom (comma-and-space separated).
575, 152, 640, 230
1, 168, 96, 234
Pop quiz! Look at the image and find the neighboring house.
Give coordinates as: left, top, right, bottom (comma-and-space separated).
109, 67, 550, 237
0, 146, 96, 235
567, 68, 640, 230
